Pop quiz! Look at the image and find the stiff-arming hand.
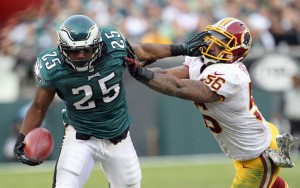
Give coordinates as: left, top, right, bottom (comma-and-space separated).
125, 56, 154, 84
125, 40, 142, 78
125, 57, 140, 78
184, 31, 211, 56
125, 40, 137, 61
125, 40, 156, 67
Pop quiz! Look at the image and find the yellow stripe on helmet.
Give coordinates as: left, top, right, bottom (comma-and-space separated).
217, 17, 236, 27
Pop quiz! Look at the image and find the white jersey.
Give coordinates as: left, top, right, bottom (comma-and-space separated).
184, 57, 272, 161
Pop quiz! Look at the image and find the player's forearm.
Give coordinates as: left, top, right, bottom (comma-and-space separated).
146, 72, 184, 97
134, 43, 185, 61
146, 73, 221, 103
129, 65, 190, 98
19, 87, 55, 135
20, 104, 47, 135
133, 43, 170, 61
140, 68, 221, 103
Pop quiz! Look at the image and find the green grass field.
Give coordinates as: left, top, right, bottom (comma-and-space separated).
0, 154, 299, 188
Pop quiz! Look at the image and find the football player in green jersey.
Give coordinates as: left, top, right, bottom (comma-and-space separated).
13, 14, 210, 188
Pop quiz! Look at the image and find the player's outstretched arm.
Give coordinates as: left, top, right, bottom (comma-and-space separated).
125, 57, 221, 103
128, 31, 211, 66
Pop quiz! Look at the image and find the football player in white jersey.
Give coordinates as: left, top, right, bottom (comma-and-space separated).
126, 17, 297, 187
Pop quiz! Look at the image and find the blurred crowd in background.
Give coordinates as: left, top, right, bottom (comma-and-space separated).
0, 0, 300, 100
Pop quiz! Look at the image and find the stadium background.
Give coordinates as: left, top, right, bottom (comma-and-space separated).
1, 0, 300, 164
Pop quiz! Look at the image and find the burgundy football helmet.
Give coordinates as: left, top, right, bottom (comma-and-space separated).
201, 17, 252, 64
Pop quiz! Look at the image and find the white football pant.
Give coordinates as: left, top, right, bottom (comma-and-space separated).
54, 125, 141, 188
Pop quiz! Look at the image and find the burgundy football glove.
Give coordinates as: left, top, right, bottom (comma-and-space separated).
125, 57, 154, 84
125, 40, 137, 60
125, 40, 156, 67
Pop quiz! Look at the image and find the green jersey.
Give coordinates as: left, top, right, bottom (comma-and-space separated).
34, 27, 131, 139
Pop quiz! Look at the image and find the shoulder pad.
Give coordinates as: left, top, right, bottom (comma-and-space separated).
201, 64, 233, 97
34, 48, 64, 87
100, 27, 126, 53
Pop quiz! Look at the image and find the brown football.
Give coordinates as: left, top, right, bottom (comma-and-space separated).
24, 128, 54, 162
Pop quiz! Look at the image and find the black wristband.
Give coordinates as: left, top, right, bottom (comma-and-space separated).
170, 45, 185, 56
135, 67, 154, 84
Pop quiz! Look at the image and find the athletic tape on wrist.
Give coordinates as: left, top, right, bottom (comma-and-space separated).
136, 67, 154, 84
